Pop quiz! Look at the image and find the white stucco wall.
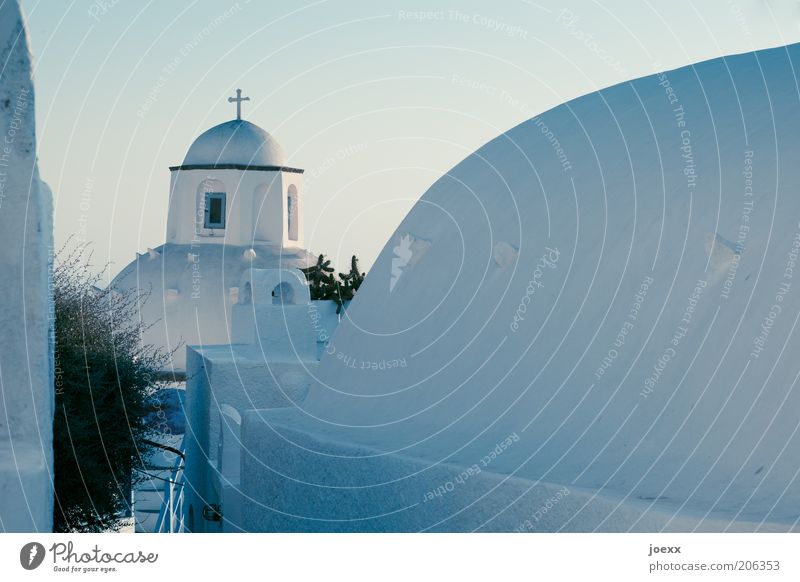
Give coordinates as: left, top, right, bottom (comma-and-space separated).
166, 168, 304, 249
182, 274, 341, 532
183, 345, 319, 532
0, 0, 54, 532
111, 244, 314, 370
238, 415, 781, 532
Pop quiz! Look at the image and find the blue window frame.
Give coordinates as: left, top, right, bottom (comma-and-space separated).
204, 192, 226, 229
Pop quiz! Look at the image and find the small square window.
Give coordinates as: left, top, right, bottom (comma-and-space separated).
204, 192, 226, 229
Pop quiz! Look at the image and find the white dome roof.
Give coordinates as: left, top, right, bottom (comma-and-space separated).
182, 119, 287, 166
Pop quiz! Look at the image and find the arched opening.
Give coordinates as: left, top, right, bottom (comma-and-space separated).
271, 282, 295, 304
253, 181, 278, 242
287, 184, 299, 241
240, 282, 252, 304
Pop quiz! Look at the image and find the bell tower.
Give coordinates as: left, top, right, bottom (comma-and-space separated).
165, 91, 304, 248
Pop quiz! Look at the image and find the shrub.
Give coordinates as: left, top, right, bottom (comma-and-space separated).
52, 245, 168, 532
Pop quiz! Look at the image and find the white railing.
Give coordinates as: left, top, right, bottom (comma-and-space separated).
153, 439, 186, 533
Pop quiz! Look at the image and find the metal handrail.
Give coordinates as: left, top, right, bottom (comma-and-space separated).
153, 436, 186, 533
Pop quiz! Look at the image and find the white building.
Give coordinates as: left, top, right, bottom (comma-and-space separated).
113, 92, 314, 371
182, 268, 340, 532
135, 94, 342, 532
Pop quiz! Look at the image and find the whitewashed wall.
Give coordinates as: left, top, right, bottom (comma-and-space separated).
0, 0, 54, 532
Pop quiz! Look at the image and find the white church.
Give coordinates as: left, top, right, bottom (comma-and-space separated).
118, 93, 343, 533
112, 90, 319, 371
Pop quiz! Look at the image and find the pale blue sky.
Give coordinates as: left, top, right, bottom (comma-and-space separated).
21, 0, 800, 277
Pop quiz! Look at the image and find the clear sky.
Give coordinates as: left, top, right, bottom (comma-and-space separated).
21, 0, 800, 279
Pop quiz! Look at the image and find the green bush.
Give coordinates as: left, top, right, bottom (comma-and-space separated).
52, 245, 168, 532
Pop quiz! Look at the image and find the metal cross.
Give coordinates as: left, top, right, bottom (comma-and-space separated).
228, 88, 250, 120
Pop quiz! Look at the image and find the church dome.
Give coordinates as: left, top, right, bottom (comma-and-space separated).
182, 119, 287, 167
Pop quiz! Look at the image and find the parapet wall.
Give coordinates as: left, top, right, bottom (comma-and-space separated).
0, 0, 54, 532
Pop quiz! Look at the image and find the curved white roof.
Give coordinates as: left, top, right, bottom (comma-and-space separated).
275, 42, 800, 529
182, 119, 287, 167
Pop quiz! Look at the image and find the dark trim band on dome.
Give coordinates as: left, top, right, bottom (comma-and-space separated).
169, 163, 304, 173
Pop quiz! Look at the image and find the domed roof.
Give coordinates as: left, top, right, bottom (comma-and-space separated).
182, 119, 287, 166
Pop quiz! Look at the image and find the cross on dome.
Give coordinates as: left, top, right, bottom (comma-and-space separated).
228, 88, 250, 120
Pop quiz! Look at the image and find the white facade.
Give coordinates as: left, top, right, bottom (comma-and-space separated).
113, 115, 313, 370
0, 0, 54, 532
183, 269, 340, 532
166, 168, 304, 249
